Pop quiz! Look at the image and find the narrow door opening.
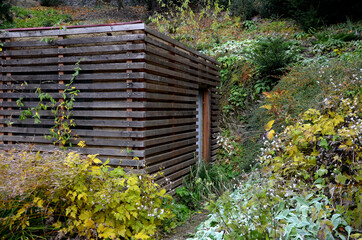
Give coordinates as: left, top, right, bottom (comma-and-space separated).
196, 88, 211, 162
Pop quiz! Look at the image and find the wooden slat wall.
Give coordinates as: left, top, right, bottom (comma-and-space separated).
143, 26, 220, 190
0, 23, 148, 168
0, 22, 220, 191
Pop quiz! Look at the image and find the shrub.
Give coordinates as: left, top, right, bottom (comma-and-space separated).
5, 7, 72, 28
250, 36, 298, 83
0, 149, 173, 239
261, 84, 362, 229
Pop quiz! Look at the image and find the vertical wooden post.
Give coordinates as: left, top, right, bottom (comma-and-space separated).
168, 43, 176, 152
58, 36, 64, 147
202, 88, 211, 162
126, 31, 133, 157
0, 39, 4, 144
5, 38, 12, 144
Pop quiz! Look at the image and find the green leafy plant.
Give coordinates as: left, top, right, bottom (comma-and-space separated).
3, 7, 72, 29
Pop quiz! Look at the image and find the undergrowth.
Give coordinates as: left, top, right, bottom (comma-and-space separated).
0, 150, 173, 239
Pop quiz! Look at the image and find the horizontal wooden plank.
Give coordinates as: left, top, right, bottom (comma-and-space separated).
0, 23, 145, 38
0, 126, 146, 138
143, 125, 196, 138
0, 110, 195, 118
145, 54, 218, 82
144, 73, 198, 89
146, 82, 198, 96
144, 118, 196, 127
144, 25, 219, 65
0, 135, 144, 147
0, 101, 146, 109
0, 72, 145, 82
1, 53, 146, 66
0, 82, 146, 91
145, 138, 196, 155
146, 152, 195, 173
2, 34, 145, 48
2, 91, 146, 99
157, 158, 195, 177
0, 125, 196, 139
0, 101, 196, 109
0, 118, 144, 128
2, 62, 146, 73
0, 117, 196, 128
0, 143, 145, 157
146, 145, 197, 164
146, 47, 220, 77
145, 36, 218, 71
1, 43, 145, 57
146, 63, 217, 87
144, 132, 196, 147
146, 93, 196, 102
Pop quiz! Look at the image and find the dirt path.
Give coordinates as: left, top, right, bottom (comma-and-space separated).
161, 210, 209, 240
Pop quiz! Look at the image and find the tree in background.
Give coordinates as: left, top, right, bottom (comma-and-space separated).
230, 0, 362, 31
0, 0, 13, 27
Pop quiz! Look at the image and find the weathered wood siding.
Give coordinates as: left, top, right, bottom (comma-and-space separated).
0, 22, 220, 190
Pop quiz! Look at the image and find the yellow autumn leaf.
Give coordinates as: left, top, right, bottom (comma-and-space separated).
99, 226, 116, 239
267, 130, 275, 141
134, 231, 150, 240
33, 197, 44, 208
77, 140, 86, 148
159, 189, 166, 196
265, 120, 275, 131
84, 219, 95, 229
53, 221, 62, 229
260, 104, 272, 110
92, 157, 102, 164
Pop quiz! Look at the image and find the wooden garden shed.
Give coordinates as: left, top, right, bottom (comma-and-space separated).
0, 21, 220, 190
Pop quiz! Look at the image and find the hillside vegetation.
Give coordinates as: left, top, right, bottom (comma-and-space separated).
0, 0, 361, 239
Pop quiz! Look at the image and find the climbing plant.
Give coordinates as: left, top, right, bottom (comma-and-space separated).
17, 61, 82, 148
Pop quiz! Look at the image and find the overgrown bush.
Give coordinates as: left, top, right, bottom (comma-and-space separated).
2, 7, 72, 29
261, 70, 362, 229
0, 150, 173, 239
191, 171, 356, 239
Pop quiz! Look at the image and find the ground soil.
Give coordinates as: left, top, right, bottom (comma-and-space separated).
161, 210, 209, 240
